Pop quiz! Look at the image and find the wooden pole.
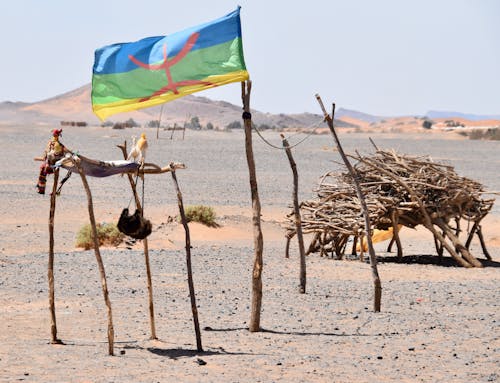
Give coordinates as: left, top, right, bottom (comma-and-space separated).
434, 232, 445, 259
464, 221, 492, 260
117, 143, 157, 339
142, 239, 157, 338
476, 225, 492, 260
434, 218, 482, 267
315, 94, 382, 312
465, 221, 479, 250
242, 81, 264, 331
75, 159, 115, 355
169, 165, 203, 351
390, 210, 403, 259
281, 134, 307, 294
285, 235, 291, 259
48, 168, 63, 344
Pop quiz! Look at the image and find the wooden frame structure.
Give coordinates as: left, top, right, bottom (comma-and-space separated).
44, 146, 204, 356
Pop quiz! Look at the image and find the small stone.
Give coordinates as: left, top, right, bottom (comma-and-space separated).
196, 358, 207, 366
408, 347, 415, 351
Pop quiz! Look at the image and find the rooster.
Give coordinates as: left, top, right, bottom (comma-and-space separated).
127, 133, 148, 164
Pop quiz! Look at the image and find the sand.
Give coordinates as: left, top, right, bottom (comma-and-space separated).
0, 126, 499, 382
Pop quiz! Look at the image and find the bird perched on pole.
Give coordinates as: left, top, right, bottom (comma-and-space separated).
127, 133, 148, 164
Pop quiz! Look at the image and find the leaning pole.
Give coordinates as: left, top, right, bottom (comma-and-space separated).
315, 95, 382, 312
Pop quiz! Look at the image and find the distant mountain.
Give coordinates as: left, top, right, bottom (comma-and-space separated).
336, 108, 382, 123
426, 110, 500, 121
0, 84, 358, 129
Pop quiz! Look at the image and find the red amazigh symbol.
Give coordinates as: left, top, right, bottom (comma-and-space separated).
128, 32, 213, 102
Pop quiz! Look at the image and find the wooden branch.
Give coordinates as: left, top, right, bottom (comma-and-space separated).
434, 218, 483, 267
117, 141, 157, 340
117, 144, 186, 176
75, 158, 115, 355
476, 225, 492, 260
316, 94, 382, 312
391, 210, 403, 259
170, 165, 203, 352
48, 168, 63, 344
281, 134, 306, 294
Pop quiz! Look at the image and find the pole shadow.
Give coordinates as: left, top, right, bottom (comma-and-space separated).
147, 346, 252, 360
377, 254, 500, 267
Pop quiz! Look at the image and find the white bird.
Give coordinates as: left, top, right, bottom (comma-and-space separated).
127, 133, 148, 163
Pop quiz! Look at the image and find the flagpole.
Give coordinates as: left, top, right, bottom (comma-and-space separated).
242, 80, 264, 332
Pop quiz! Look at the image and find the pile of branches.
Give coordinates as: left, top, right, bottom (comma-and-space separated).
286, 149, 495, 267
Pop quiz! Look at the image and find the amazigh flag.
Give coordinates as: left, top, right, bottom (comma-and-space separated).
91, 7, 249, 121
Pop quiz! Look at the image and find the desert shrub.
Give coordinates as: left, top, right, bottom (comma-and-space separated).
181, 205, 218, 227
184, 116, 201, 130
422, 120, 433, 129
147, 120, 160, 128
124, 118, 139, 127
488, 128, 500, 140
467, 128, 500, 141
226, 120, 242, 130
76, 223, 124, 250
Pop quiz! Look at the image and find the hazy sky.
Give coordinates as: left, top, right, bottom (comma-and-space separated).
1, 0, 498, 116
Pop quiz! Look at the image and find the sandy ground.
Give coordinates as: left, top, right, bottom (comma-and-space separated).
1, 126, 499, 382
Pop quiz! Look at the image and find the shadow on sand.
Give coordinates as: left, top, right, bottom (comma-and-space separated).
377, 254, 500, 268
203, 326, 394, 338
147, 346, 251, 360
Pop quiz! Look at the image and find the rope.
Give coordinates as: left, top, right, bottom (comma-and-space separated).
127, 172, 140, 209
251, 117, 326, 150
141, 174, 145, 216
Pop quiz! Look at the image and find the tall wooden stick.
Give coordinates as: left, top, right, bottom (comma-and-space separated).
242, 81, 264, 331
390, 210, 403, 259
170, 165, 203, 352
281, 134, 307, 294
75, 159, 115, 355
315, 94, 382, 312
117, 143, 157, 340
48, 168, 63, 344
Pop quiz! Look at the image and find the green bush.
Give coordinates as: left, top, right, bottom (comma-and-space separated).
181, 205, 218, 227
76, 223, 124, 250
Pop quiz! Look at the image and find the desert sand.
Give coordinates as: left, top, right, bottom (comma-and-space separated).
0, 125, 499, 382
